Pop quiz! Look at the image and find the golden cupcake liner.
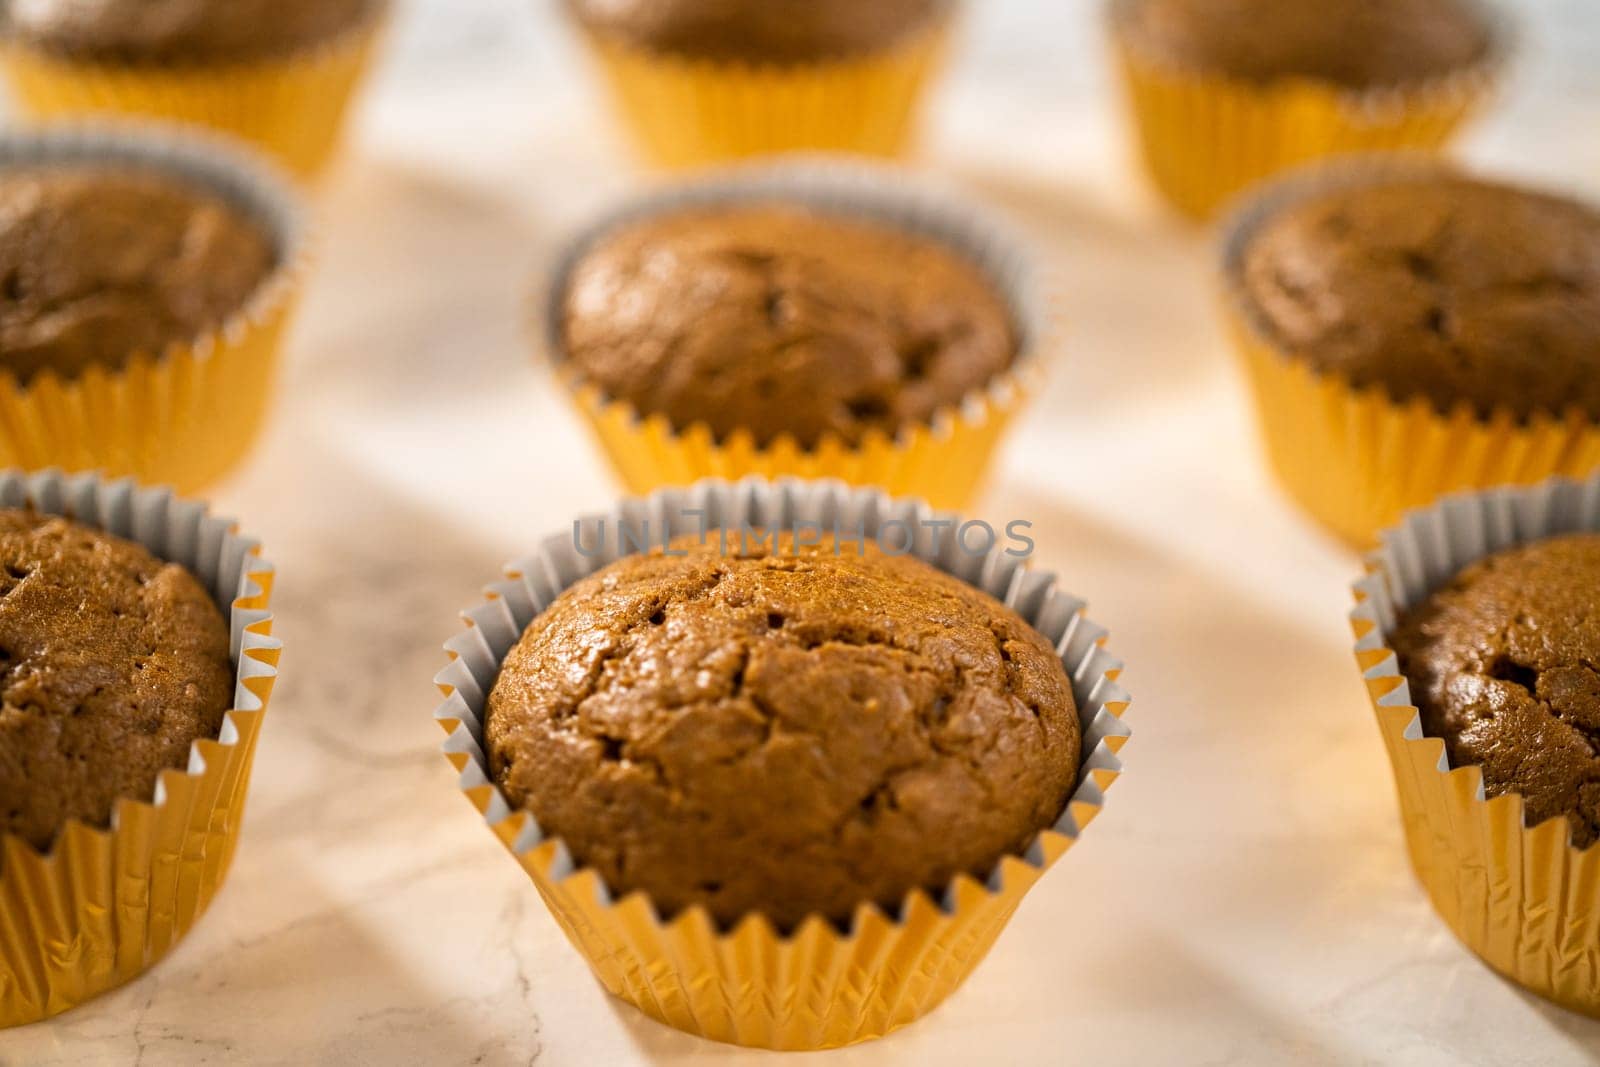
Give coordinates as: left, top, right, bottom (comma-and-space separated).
434, 478, 1131, 1050
539, 159, 1054, 512
573, 15, 952, 167
1351, 471, 1600, 1016
1107, 0, 1509, 219
0, 5, 388, 178
1219, 155, 1600, 548
0, 470, 279, 1028
0, 125, 311, 496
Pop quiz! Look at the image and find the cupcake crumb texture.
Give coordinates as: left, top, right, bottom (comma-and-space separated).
485, 534, 1079, 929
565, 0, 945, 62
1394, 533, 1600, 846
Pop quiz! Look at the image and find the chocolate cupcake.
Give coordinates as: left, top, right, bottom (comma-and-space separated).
0, 165, 277, 382
1108, 0, 1506, 218
1351, 471, 1600, 1016
545, 162, 1046, 510
1391, 534, 1600, 845
562, 0, 957, 165
0, 1, 390, 175
0, 470, 279, 1028
0, 508, 232, 852
485, 534, 1079, 930
436, 479, 1131, 1048
561, 204, 1015, 451
1222, 158, 1600, 545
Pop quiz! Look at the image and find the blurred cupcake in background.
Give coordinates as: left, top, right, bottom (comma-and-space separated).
1108, 0, 1507, 219
538, 159, 1050, 510
564, 0, 957, 166
1221, 156, 1600, 546
0, 0, 390, 177
0, 124, 308, 493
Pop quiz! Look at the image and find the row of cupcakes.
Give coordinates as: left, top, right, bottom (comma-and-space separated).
0, 0, 1516, 202
1, 117, 1597, 544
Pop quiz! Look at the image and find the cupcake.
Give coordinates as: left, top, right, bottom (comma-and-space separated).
1108, 0, 1506, 219
0, 0, 389, 177
1222, 158, 1600, 546
563, 0, 956, 166
0, 125, 308, 494
1351, 471, 1600, 1016
543, 161, 1047, 510
0, 469, 279, 1027
435, 478, 1131, 1049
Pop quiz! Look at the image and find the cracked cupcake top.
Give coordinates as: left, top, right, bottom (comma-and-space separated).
565, 0, 946, 63
3, 0, 377, 63
560, 204, 1016, 449
1120, 0, 1491, 89
0, 166, 277, 382
1392, 534, 1600, 846
485, 534, 1079, 929
1240, 173, 1600, 421
0, 509, 232, 852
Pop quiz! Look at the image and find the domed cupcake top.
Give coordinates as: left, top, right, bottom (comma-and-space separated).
1393, 533, 1600, 845
0, 165, 277, 382
1240, 173, 1600, 421
565, 0, 947, 63
0, 509, 233, 852
485, 533, 1080, 929
1120, 0, 1492, 88
3, 0, 377, 63
561, 203, 1016, 450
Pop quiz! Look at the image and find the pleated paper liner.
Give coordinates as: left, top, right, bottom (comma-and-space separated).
0, 4, 388, 179
1351, 471, 1600, 1017
0, 125, 310, 496
1106, 0, 1509, 220
433, 478, 1132, 1050
573, 14, 952, 167
0, 470, 280, 1028
1219, 154, 1600, 548
539, 159, 1054, 512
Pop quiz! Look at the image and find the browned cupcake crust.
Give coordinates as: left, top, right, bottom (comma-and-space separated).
565, 0, 945, 63
1241, 174, 1600, 422
3, 0, 377, 63
1392, 534, 1600, 847
0, 166, 277, 383
561, 204, 1016, 450
485, 534, 1080, 929
0, 509, 232, 852
1120, 0, 1491, 89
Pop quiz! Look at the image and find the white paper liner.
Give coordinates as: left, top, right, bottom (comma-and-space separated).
1353, 470, 1600, 800
536, 155, 1053, 445
0, 468, 278, 853
434, 476, 1130, 927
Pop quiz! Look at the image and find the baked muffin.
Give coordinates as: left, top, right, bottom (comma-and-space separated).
0, 165, 277, 382
561, 204, 1016, 450
1120, 0, 1492, 88
3, 0, 376, 63
1392, 533, 1600, 846
1240, 173, 1600, 422
565, 0, 947, 63
0, 508, 232, 852
485, 533, 1080, 929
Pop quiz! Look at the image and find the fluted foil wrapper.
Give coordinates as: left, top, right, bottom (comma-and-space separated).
0, 470, 279, 1027
539, 160, 1054, 511
1220, 154, 1600, 547
572, 14, 951, 167
0, 125, 310, 495
1108, 0, 1508, 219
0, 5, 388, 178
1351, 471, 1600, 1016
434, 478, 1131, 1049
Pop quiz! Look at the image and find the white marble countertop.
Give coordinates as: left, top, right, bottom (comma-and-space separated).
6, 1, 1600, 1064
